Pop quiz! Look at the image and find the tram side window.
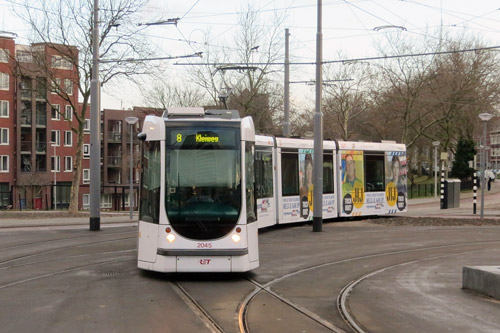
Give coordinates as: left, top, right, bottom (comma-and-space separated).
364, 154, 384, 192
323, 153, 334, 193
246, 142, 257, 223
139, 141, 161, 223
281, 152, 299, 196
255, 148, 273, 199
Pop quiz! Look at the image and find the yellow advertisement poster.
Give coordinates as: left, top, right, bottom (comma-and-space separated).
341, 151, 364, 214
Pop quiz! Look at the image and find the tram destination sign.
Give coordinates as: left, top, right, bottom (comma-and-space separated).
169, 127, 239, 148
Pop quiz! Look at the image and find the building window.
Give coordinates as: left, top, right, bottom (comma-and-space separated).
51, 104, 60, 120
83, 169, 90, 183
124, 193, 130, 207
83, 144, 90, 158
65, 105, 73, 120
0, 128, 7, 145
84, 119, 90, 132
51, 55, 73, 70
0, 49, 8, 63
0, 128, 8, 145
51, 130, 60, 146
0, 155, 8, 172
16, 50, 32, 63
83, 194, 90, 209
64, 79, 73, 95
0, 100, 8, 118
64, 156, 73, 172
51, 155, 60, 172
64, 131, 72, 146
0, 73, 9, 90
51, 78, 60, 94
101, 194, 112, 208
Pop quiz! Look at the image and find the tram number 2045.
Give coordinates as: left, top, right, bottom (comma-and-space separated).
197, 242, 213, 249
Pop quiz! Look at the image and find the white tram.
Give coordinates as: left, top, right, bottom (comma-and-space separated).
137, 107, 259, 272
137, 107, 407, 273
254, 137, 407, 228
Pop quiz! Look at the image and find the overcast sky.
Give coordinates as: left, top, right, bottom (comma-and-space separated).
2, 0, 500, 109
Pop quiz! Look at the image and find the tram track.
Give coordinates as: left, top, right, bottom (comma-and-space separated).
239, 277, 343, 333
0, 255, 136, 290
0, 230, 137, 290
336, 248, 497, 333
0, 232, 136, 267
170, 281, 227, 333
0, 229, 136, 252
236, 239, 500, 333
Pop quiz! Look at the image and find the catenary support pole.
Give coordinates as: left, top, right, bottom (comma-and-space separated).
313, 0, 323, 232
125, 117, 138, 219
90, 0, 101, 231
432, 141, 440, 198
129, 124, 134, 219
283, 28, 290, 138
480, 123, 486, 219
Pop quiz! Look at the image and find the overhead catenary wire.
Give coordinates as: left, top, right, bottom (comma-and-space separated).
174, 44, 500, 66
100, 52, 202, 63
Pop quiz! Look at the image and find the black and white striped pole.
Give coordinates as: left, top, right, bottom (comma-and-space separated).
473, 170, 477, 214
440, 160, 445, 209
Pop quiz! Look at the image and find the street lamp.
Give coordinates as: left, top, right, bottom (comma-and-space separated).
51, 141, 57, 210
479, 112, 493, 218
432, 141, 440, 198
125, 116, 138, 220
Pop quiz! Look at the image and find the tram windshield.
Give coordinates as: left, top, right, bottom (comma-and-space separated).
165, 126, 241, 240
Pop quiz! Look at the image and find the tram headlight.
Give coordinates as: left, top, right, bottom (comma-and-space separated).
231, 234, 241, 243
167, 234, 176, 243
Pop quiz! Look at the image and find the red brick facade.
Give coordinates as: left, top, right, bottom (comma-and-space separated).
0, 34, 89, 209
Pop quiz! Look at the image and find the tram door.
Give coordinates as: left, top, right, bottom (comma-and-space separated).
255, 146, 276, 228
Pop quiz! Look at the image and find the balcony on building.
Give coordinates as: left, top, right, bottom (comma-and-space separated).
21, 155, 31, 172
35, 77, 46, 100
35, 155, 46, 172
20, 128, 32, 154
107, 120, 122, 143
107, 169, 121, 184
35, 102, 47, 127
20, 77, 32, 100
108, 155, 122, 168
20, 101, 32, 127
20, 141, 31, 153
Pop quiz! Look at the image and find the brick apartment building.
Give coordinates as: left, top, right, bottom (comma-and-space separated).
486, 116, 500, 171
99, 106, 162, 211
0, 33, 90, 210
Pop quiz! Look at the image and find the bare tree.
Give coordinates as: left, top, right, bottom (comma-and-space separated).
322, 61, 372, 140
14, 0, 160, 213
363, 32, 500, 180
370, 34, 438, 148
142, 81, 209, 108
425, 39, 500, 151
188, 3, 286, 133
